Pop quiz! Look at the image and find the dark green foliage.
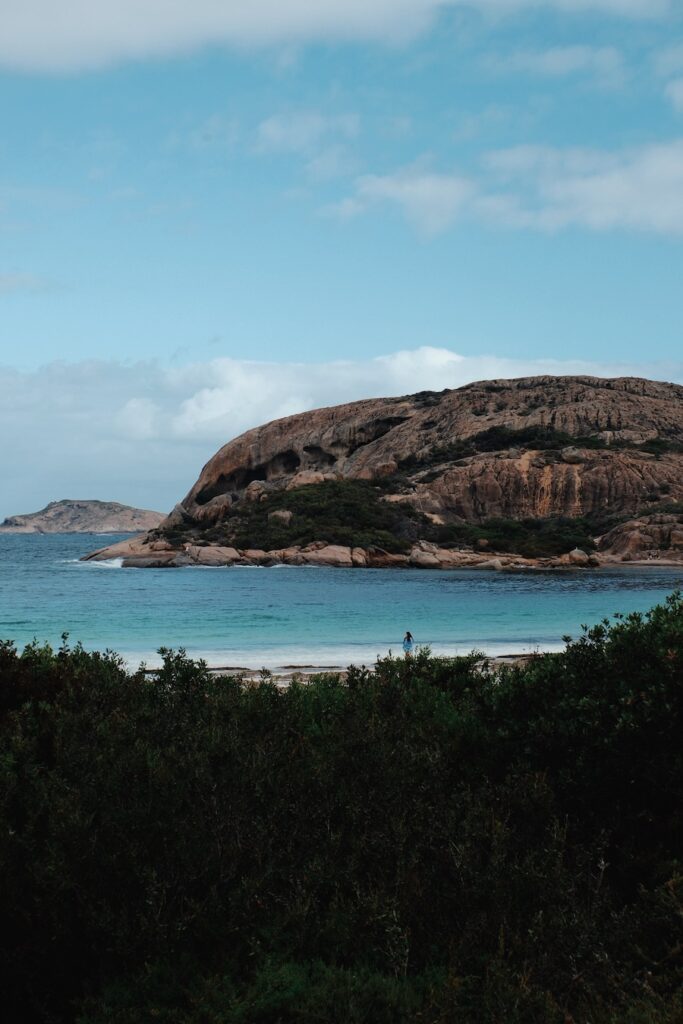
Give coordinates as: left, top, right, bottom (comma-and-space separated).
182, 478, 599, 557
400, 425, 683, 474
638, 438, 683, 457
199, 480, 427, 553
636, 501, 683, 519
435, 515, 597, 557
1, 597, 682, 1022
398, 426, 608, 473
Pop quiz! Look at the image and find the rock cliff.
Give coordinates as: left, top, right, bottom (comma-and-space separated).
84, 376, 683, 567
178, 375, 682, 521
1, 499, 164, 534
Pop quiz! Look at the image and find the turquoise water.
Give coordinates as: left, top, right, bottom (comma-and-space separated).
1, 534, 681, 669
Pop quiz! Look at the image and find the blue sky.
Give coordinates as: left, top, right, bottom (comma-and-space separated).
1, 0, 683, 515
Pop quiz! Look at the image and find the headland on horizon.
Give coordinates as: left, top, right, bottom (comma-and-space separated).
0, 499, 165, 534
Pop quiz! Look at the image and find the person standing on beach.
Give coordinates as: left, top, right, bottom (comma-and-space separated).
403, 631, 414, 658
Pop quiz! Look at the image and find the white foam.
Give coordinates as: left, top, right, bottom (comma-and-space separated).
58, 557, 123, 567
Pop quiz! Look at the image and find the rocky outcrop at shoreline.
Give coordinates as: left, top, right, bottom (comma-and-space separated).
82, 531, 682, 571
1, 499, 164, 534
83, 374, 683, 569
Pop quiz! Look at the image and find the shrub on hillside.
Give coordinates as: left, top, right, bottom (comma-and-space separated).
203, 479, 427, 552
435, 515, 597, 557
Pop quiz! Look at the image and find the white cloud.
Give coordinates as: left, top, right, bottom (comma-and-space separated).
487, 45, 625, 87
329, 166, 475, 235
256, 112, 359, 154
482, 139, 683, 232
0, 1, 672, 73
2, 348, 681, 519
115, 397, 163, 440
333, 139, 683, 236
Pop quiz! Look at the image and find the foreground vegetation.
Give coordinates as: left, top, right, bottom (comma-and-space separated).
1, 595, 682, 1023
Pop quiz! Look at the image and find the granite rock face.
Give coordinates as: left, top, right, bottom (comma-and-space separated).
178, 375, 683, 524
0, 499, 164, 534
598, 514, 683, 560
84, 375, 683, 567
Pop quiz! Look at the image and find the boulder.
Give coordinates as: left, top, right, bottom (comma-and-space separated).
435, 549, 472, 567
302, 545, 354, 567
351, 547, 368, 567
193, 493, 233, 521
122, 554, 177, 568
366, 551, 410, 568
286, 471, 325, 489
164, 502, 194, 529
241, 549, 270, 564
185, 545, 240, 566
280, 547, 305, 565
599, 514, 683, 558
81, 536, 154, 561
567, 548, 591, 566
409, 548, 442, 568
245, 482, 268, 502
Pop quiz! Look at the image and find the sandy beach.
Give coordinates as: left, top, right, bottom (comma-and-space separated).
139, 650, 540, 685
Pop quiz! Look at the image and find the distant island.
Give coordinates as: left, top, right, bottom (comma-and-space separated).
0, 499, 164, 534
85, 375, 683, 568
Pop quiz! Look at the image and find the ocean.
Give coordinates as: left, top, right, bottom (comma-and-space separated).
1, 533, 681, 670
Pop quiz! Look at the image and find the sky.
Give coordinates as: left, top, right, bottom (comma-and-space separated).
2, 0, 683, 517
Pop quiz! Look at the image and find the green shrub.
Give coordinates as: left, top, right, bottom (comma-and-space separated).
435, 515, 597, 557
201, 480, 427, 553
2, 595, 682, 1022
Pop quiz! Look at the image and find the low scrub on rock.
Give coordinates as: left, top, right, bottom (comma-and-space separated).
400, 425, 609, 472
435, 515, 598, 558
177, 480, 428, 553
161, 480, 600, 558
402, 426, 683, 476
1, 595, 682, 1022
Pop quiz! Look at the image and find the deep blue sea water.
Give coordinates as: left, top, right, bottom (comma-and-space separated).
1, 534, 681, 670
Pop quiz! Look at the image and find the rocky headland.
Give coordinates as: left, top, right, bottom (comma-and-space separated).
84, 375, 683, 569
2, 499, 164, 534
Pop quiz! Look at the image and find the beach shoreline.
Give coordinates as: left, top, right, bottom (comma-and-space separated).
137, 649, 546, 683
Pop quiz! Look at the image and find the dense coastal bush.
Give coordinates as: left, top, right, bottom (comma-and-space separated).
1, 595, 682, 1023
